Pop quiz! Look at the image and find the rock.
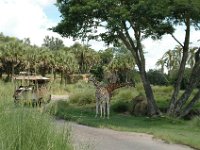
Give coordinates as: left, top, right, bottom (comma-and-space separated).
131, 95, 148, 116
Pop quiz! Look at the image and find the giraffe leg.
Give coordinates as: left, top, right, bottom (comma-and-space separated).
95, 100, 99, 118
100, 104, 103, 118
103, 103, 106, 119
107, 101, 110, 119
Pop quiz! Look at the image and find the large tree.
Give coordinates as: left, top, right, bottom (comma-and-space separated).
53, 0, 177, 115
70, 43, 100, 74
52, 0, 200, 117
52, 0, 176, 116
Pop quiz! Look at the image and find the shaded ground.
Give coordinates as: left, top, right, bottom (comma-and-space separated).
56, 120, 194, 150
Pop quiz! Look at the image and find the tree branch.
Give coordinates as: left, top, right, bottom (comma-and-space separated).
179, 88, 200, 118
170, 34, 184, 48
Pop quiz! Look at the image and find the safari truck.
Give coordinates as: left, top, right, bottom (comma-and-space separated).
13, 74, 51, 106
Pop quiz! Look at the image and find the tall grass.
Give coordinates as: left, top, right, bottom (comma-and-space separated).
0, 81, 72, 150
67, 81, 95, 105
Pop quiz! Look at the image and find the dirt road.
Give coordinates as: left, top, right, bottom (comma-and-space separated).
56, 120, 194, 150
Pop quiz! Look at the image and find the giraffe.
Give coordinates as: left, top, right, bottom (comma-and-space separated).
89, 77, 135, 119
89, 77, 110, 118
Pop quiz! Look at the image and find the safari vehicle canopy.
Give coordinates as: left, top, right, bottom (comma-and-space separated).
13, 74, 51, 106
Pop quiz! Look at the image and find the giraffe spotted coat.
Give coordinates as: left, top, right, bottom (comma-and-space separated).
89, 77, 134, 119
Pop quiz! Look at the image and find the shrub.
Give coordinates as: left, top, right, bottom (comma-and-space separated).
112, 100, 130, 113
135, 83, 145, 94
190, 117, 200, 128
112, 88, 137, 102
69, 88, 95, 105
169, 68, 192, 90
147, 69, 169, 86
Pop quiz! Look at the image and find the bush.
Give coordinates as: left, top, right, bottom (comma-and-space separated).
190, 117, 200, 128
69, 88, 95, 105
135, 83, 145, 94
112, 88, 137, 102
147, 69, 169, 86
112, 100, 130, 113
169, 68, 192, 90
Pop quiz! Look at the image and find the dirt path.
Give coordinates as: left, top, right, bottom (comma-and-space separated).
56, 120, 194, 150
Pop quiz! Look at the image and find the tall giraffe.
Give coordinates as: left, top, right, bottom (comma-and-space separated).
89, 77, 134, 119
89, 77, 110, 118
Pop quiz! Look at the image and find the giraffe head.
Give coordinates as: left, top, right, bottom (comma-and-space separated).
88, 76, 101, 86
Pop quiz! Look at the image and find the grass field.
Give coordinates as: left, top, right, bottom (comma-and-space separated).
47, 81, 200, 150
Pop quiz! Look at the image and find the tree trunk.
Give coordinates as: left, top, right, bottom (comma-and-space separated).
53, 69, 57, 80
168, 15, 190, 116
118, 27, 160, 116
11, 64, 14, 82
174, 62, 200, 115
173, 48, 200, 116
138, 65, 160, 116
179, 88, 200, 118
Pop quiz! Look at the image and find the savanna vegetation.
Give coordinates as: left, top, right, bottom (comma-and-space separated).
0, 81, 72, 150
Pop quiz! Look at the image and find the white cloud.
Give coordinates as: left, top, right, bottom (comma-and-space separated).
0, 0, 65, 46
144, 26, 200, 70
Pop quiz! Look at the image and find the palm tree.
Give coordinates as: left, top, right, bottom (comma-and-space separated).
54, 50, 78, 84
187, 47, 198, 68
0, 39, 25, 81
107, 48, 135, 83
155, 58, 165, 73
70, 43, 99, 73
157, 46, 198, 75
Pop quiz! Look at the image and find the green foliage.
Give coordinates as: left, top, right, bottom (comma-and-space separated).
135, 83, 145, 94
0, 82, 72, 150
52, 0, 173, 41
169, 68, 192, 89
112, 87, 137, 102
111, 100, 130, 113
90, 65, 104, 81
0, 108, 72, 150
190, 117, 200, 128
147, 69, 169, 86
67, 81, 95, 105
42, 35, 65, 51
98, 48, 114, 66
69, 89, 95, 105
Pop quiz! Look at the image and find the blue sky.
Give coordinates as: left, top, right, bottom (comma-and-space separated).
0, 0, 199, 70
44, 3, 61, 23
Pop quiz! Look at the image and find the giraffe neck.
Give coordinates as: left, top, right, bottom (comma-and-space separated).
105, 82, 132, 94
90, 78, 101, 88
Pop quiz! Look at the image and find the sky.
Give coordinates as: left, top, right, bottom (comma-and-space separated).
0, 0, 200, 70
